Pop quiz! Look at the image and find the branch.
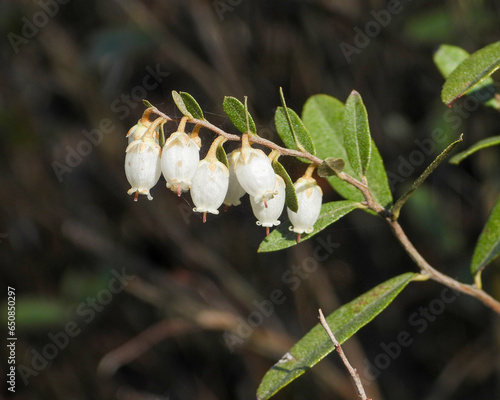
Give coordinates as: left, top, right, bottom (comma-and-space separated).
318, 309, 372, 400
388, 219, 500, 314
150, 105, 500, 315
150, 107, 323, 164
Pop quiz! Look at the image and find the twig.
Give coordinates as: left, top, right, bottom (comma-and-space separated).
318, 309, 372, 400
388, 219, 500, 314
150, 107, 323, 164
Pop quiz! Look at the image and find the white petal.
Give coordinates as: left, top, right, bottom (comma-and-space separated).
287, 177, 322, 234
224, 150, 247, 206
191, 160, 229, 215
251, 175, 286, 227
234, 148, 276, 202
125, 145, 161, 200
161, 132, 200, 194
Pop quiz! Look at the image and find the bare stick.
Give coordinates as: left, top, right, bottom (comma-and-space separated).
318, 309, 372, 400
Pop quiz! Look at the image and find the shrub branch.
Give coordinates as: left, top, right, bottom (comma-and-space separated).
148, 106, 500, 315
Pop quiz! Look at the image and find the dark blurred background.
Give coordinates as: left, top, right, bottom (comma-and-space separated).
1, 0, 500, 399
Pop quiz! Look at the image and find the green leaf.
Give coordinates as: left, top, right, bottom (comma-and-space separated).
142, 99, 154, 108
343, 90, 372, 177
391, 135, 463, 220
223, 96, 257, 134
302, 94, 393, 209
441, 40, 500, 106
274, 107, 315, 160
434, 44, 499, 109
272, 160, 298, 213
274, 88, 315, 158
471, 196, 500, 276
433, 44, 471, 78
216, 144, 229, 168
258, 200, 359, 252
317, 157, 345, 178
256, 273, 416, 399
449, 135, 500, 165
1, 297, 68, 330
364, 147, 393, 209
179, 91, 205, 120
159, 121, 166, 148
172, 90, 193, 119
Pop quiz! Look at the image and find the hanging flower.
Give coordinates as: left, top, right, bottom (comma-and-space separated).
287, 174, 322, 242
125, 119, 163, 201
161, 118, 200, 196
224, 149, 247, 207
191, 137, 229, 222
250, 174, 286, 236
233, 134, 276, 206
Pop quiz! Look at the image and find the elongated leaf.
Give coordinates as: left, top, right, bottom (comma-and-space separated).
142, 99, 154, 108
258, 200, 359, 252
365, 147, 393, 209
302, 94, 393, 209
272, 160, 298, 213
159, 121, 166, 148
450, 135, 500, 165
257, 273, 416, 399
179, 91, 205, 120
434, 44, 471, 78
442, 40, 500, 106
343, 90, 372, 177
434, 44, 499, 109
471, 196, 500, 275
391, 135, 463, 220
172, 90, 193, 119
274, 107, 315, 159
223, 96, 257, 134
1, 297, 68, 329
216, 144, 229, 168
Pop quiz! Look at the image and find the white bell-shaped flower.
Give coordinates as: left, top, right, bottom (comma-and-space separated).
125, 137, 161, 201
224, 149, 247, 207
234, 135, 276, 205
251, 174, 286, 235
287, 176, 323, 240
161, 131, 200, 196
191, 158, 229, 222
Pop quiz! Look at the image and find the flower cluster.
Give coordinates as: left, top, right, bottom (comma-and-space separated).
124, 113, 323, 241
